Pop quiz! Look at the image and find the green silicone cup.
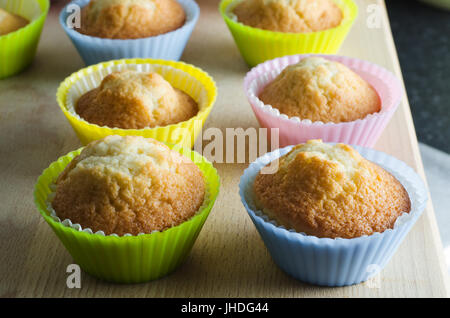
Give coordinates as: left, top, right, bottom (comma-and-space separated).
0, 0, 49, 79
34, 144, 220, 284
219, 0, 358, 67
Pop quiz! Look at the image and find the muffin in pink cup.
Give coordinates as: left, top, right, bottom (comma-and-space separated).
243, 54, 403, 147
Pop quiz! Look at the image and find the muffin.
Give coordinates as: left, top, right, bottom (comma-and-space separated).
233, 0, 343, 33
77, 0, 186, 39
51, 135, 206, 236
253, 140, 411, 239
60, 0, 199, 65
258, 57, 381, 123
58, 59, 216, 147
0, 8, 28, 35
240, 141, 426, 286
75, 70, 199, 129
220, 0, 357, 67
0, 0, 49, 79
36, 133, 220, 283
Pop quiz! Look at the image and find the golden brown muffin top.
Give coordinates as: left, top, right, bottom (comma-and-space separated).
77, 0, 186, 39
0, 8, 28, 36
52, 135, 205, 236
253, 140, 411, 239
258, 57, 381, 123
232, 0, 342, 33
75, 70, 198, 129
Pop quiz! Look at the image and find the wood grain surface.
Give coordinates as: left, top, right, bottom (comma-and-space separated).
0, 0, 448, 297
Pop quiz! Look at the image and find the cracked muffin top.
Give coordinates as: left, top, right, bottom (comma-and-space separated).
258, 57, 381, 123
75, 70, 198, 129
51, 135, 205, 236
232, 0, 342, 33
77, 0, 186, 39
253, 140, 411, 239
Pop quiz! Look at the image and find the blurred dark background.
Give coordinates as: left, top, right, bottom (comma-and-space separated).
386, 0, 450, 153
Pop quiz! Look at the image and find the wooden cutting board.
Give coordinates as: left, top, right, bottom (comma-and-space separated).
0, 0, 448, 297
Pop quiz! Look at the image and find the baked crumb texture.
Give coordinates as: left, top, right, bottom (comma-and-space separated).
52, 135, 205, 236
253, 140, 411, 239
0, 8, 28, 36
75, 70, 198, 129
77, 0, 186, 39
259, 57, 381, 123
233, 0, 342, 33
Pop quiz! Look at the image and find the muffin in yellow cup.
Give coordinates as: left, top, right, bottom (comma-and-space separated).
219, 0, 358, 67
34, 135, 220, 283
0, 0, 49, 79
56, 58, 217, 148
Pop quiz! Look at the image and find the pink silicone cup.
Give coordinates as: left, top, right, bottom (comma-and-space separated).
243, 54, 404, 147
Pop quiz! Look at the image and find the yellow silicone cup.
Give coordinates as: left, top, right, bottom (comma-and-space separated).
0, 0, 49, 79
34, 142, 220, 283
219, 0, 358, 67
56, 59, 217, 148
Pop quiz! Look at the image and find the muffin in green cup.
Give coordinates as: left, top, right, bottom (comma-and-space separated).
34, 136, 220, 283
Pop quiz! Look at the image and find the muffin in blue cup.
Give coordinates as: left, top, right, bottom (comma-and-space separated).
239, 140, 428, 286
59, 0, 199, 65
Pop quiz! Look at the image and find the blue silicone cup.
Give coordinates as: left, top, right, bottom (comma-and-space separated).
239, 145, 428, 287
59, 0, 199, 65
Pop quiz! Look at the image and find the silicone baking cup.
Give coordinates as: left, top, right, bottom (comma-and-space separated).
0, 0, 49, 79
219, 0, 358, 67
419, 0, 450, 10
56, 58, 217, 148
244, 54, 403, 147
239, 144, 428, 287
34, 143, 220, 283
60, 0, 199, 65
